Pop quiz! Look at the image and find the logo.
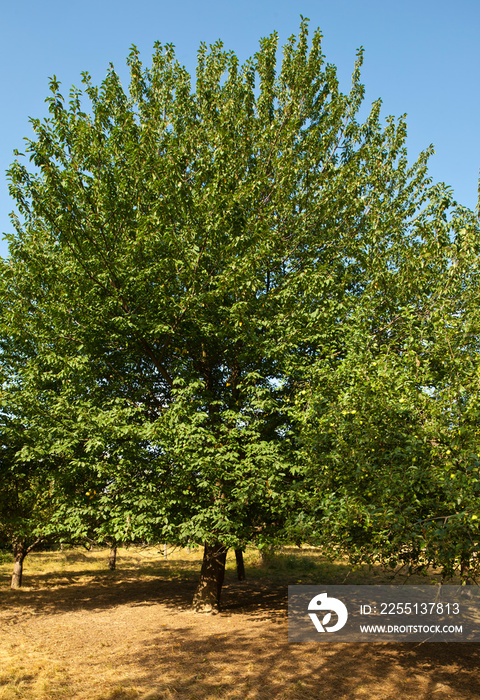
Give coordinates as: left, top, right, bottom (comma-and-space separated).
308, 592, 348, 633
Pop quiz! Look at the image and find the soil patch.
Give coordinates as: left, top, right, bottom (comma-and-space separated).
0, 547, 478, 699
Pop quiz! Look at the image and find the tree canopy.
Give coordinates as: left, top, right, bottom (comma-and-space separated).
2, 19, 479, 605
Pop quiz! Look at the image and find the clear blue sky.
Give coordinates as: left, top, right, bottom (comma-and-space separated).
1, 0, 479, 259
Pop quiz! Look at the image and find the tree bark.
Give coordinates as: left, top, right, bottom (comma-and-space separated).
192, 541, 228, 613
235, 548, 246, 581
108, 545, 118, 570
11, 540, 29, 589
461, 556, 472, 584
11, 538, 43, 589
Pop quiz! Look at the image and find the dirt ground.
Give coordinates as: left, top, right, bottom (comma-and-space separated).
0, 547, 479, 700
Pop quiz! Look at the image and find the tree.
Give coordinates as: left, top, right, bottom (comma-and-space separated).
0, 275, 121, 586
0, 408, 56, 588
4, 19, 473, 606
0, 343, 101, 587
296, 190, 480, 581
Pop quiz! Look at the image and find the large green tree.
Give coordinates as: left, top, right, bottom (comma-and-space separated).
4, 20, 475, 606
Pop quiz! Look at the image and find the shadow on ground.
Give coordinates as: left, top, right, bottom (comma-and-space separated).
0, 568, 287, 623
103, 627, 480, 700
2, 554, 479, 700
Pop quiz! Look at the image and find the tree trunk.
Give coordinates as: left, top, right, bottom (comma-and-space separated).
108, 545, 117, 570
192, 541, 228, 613
11, 541, 27, 589
235, 548, 246, 581
260, 544, 276, 566
461, 556, 472, 584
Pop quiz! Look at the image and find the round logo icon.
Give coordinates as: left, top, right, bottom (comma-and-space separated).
308, 592, 348, 633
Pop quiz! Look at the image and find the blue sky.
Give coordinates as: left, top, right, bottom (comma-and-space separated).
1, 0, 479, 259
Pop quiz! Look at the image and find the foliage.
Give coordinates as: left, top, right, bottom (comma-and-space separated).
2, 19, 479, 583
296, 196, 480, 579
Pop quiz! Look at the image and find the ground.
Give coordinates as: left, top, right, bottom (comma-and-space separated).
0, 547, 479, 699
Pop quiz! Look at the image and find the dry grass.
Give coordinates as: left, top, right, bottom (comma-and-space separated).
0, 545, 479, 700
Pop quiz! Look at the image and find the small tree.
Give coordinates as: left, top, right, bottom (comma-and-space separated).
0, 301, 118, 586
0, 417, 53, 588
